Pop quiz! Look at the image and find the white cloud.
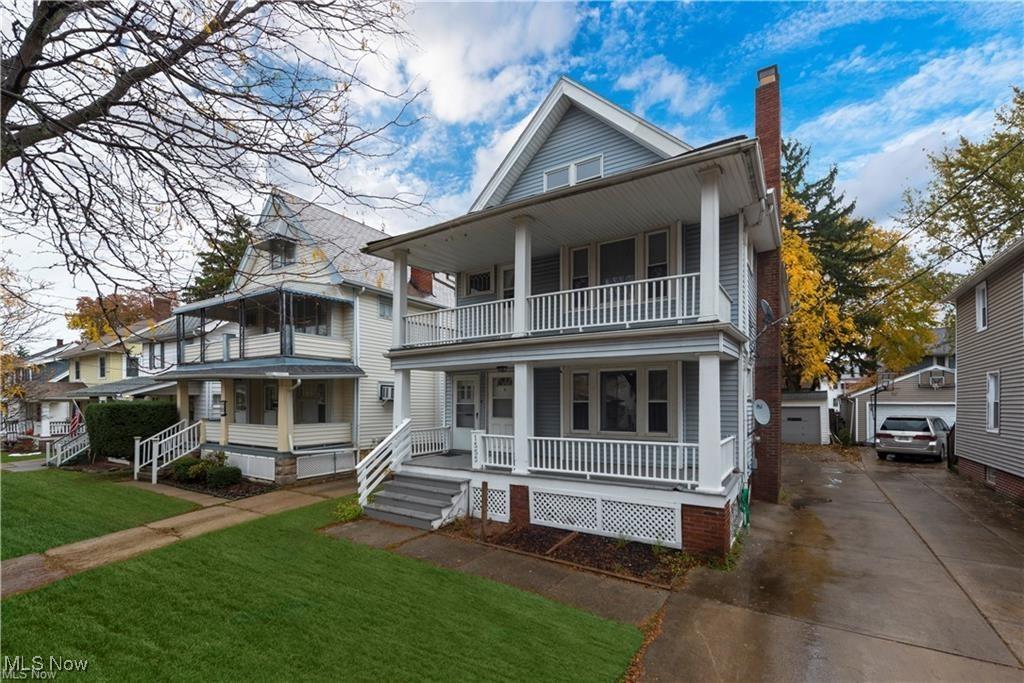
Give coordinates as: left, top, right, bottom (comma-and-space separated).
744, 2, 903, 55
614, 55, 720, 119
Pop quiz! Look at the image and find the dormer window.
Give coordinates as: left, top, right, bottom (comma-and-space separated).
543, 155, 604, 192
269, 240, 295, 269
975, 281, 988, 331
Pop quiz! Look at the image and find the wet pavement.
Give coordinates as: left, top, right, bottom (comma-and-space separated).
642, 446, 1024, 681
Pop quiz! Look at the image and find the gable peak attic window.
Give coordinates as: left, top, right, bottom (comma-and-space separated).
543, 155, 604, 192
975, 281, 988, 331
266, 238, 296, 269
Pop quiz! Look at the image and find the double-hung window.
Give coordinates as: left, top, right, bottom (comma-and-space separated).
74, 361, 81, 380
975, 282, 988, 331
269, 241, 295, 269
986, 371, 1000, 432
294, 298, 328, 336
500, 267, 515, 300
543, 156, 604, 192
646, 232, 669, 280
600, 370, 637, 432
98, 355, 106, 378
463, 270, 493, 297
378, 296, 392, 320
572, 372, 590, 431
599, 238, 636, 285
647, 369, 668, 433
570, 248, 590, 289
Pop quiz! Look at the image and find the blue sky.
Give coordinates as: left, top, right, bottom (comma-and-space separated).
330, 1, 1021, 234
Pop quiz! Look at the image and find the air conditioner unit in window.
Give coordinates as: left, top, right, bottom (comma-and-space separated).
929, 375, 946, 389
378, 383, 395, 402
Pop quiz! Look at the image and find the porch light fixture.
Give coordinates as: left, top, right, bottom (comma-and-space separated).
495, 365, 511, 373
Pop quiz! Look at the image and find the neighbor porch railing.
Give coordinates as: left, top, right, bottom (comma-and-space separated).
357, 418, 411, 505
49, 420, 71, 437
529, 273, 700, 333
47, 428, 89, 467
527, 436, 700, 485
134, 420, 202, 483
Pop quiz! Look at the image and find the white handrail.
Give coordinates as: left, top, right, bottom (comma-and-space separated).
356, 418, 411, 506
404, 299, 514, 346
134, 419, 186, 480
471, 432, 514, 469
50, 430, 89, 466
411, 425, 451, 456
527, 435, 700, 485
720, 435, 738, 479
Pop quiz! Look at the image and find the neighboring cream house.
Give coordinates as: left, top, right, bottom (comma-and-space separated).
154, 191, 450, 484
357, 69, 786, 558
2, 340, 84, 439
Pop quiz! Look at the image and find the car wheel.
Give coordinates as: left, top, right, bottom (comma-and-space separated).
876, 452, 887, 460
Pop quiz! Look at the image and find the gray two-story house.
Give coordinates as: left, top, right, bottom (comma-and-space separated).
944, 238, 1024, 501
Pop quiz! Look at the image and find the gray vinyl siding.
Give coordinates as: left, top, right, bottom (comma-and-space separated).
747, 262, 756, 336
721, 360, 739, 439
533, 367, 561, 437
456, 255, 563, 306
719, 216, 739, 325
503, 105, 663, 204
683, 361, 698, 442
954, 258, 1024, 478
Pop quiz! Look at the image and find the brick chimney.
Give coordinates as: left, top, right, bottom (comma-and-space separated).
56, 339, 64, 347
409, 267, 434, 296
751, 64, 783, 505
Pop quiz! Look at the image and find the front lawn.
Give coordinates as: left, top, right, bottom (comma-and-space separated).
1, 451, 43, 464
2, 500, 642, 681
1, 469, 197, 559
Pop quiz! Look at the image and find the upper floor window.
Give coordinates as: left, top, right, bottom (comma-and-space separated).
599, 238, 636, 285
543, 155, 604, 192
986, 371, 1000, 432
570, 247, 589, 289
269, 241, 295, 269
975, 281, 988, 331
74, 361, 81, 380
378, 295, 392, 320
98, 355, 107, 378
600, 369, 637, 432
293, 298, 328, 336
500, 266, 515, 300
463, 269, 493, 297
646, 231, 668, 280
126, 356, 139, 378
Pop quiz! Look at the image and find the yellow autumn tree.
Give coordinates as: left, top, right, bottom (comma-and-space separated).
780, 191, 858, 388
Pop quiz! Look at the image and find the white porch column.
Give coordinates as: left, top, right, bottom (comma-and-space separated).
393, 369, 411, 429
513, 217, 533, 336
220, 379, 233, 446
392, 248, 408, 349
277, 378, 293, 453
698, 353, 723, 491
698, 166, 721, 321
512, 362, 533, 474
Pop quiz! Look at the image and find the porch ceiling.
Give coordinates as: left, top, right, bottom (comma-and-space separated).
365, 137, 778, 273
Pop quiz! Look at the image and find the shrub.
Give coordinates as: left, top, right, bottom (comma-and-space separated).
334, 497, 363, 523
84, 400, 180, 460
172, 456, 202, 481
207, 465, 242, 489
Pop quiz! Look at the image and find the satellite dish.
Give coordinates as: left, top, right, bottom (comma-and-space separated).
753, 399, 771, 426
760, 299, 775, 324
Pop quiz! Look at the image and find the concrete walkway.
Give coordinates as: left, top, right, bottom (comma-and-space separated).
1, 479, 356, 598
642, 447, 1024, 682
325, 519, 669, 626
1, 457, 46, 473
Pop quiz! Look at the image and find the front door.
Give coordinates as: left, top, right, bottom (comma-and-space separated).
234, 382, 248, 424
452, 375, 479, 451
488, 373, 514, 436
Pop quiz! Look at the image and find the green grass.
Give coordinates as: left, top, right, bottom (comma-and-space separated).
1, 451, 43, 464
2, 500, 642, 681
1, 469, 197, 559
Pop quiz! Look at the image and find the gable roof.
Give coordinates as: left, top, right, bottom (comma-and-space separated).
471, 76, 691, 212
228, 190, 453, 308
847, 364, 956, 399
943, 236, 1024, 303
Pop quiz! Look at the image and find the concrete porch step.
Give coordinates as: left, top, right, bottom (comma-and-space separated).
391, 473, 464, 494
373, 490, 450, 515
363, 473, 468, 531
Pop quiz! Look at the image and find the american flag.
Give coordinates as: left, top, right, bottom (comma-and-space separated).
69, 411, 82, 434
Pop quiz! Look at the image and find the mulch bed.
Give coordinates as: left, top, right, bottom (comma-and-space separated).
3, 438, 41, 454
445, 520, 701, 586
158, 477, 276, 500
65, 459, 128, 473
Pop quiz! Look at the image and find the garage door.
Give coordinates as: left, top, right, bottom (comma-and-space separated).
865, 404, 956, 441
782, 406, 821, 444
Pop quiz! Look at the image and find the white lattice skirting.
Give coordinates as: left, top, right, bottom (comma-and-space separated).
530, 489, 681, 548
470, 486, 509, 522
296, 451, 356, 480
223, 452, 276, 481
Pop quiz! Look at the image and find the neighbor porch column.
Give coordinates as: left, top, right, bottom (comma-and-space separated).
698, 166, 721, 321
221, 379, 233, 446
175, 381, 189, 422
277, 378, 293, 453
392, 248, 408, 349
393, 370, 410, 429
512, 362, 533, 474
513, 216, 533, 336
698, 353, 723, 491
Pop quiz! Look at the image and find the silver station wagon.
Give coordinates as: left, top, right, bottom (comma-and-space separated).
875, 416, 951, 462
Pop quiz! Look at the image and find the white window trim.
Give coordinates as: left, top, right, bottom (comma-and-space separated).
498, 264, 515, 300
986, 370, 1000, 434
975, 281, 988, 332
462, 268, 494, 297
646, 367, 670, 435
543, 154, 605, 192
570, 371, 590, 433
377, 295, 393, 320
378, 382, 395, 402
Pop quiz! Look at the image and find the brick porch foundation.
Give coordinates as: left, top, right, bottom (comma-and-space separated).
959, 457, 1024, 503
509, 484, 530, 526
682, 502, 732, 558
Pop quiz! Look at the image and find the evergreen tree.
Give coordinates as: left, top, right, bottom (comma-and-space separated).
183, 214, 252, 302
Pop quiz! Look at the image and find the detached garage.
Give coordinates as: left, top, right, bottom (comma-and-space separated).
781, 391, 830, 445
847, 365, 956, 444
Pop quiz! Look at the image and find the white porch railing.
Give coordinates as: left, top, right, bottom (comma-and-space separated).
528, 436, 700, 485
3, 418, 32, 437
357, 418, 411, 506
718, 285, 733, 322
720, 435, 738, 479
48, 428, 90, 466
226, 423, 277, 449
529, 273, 700, 333
471, 431, 514, 469
404, 299, 514, 347
134, 420, 201, 483
49, 420, 71, 437
411, 425, 451, 456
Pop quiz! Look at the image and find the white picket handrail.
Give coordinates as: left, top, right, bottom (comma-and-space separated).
528, 436, 700, 485
49, 420, 71, 436
720, 435, 738, 480
471, 432, 514, 469
134, 420, 201, 484
404, 299, 514, 346
411, 425, 451, 456
49, 429, 89, 466
356, 418, 411, 506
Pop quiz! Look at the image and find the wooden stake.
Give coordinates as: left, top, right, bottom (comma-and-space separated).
480, 480, 489, 541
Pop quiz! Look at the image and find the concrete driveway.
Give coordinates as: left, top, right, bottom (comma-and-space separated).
643, 446, 1024, 682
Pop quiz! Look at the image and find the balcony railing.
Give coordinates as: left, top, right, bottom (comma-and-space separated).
528, 436, 699, 485
401, 273, 702, 348
183, 331, 351, 363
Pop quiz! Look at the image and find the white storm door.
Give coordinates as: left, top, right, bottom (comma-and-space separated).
452, 375, 479, 451
488, 373, 514, 436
